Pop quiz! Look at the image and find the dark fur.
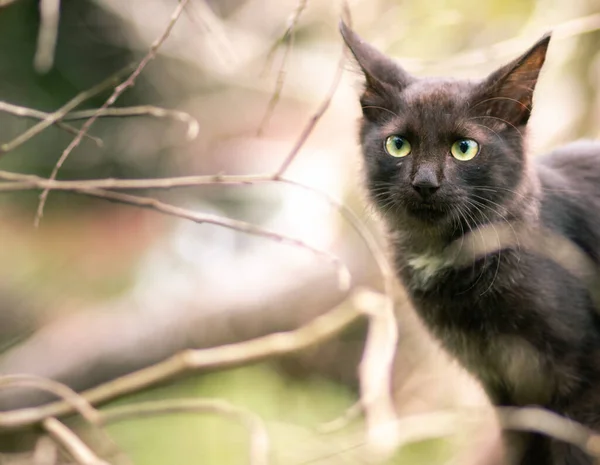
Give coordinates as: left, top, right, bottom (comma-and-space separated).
341, 22, 600, 465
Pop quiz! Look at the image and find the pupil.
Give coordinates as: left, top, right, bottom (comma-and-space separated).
394, 137, 403, 150
459, 140, 470, 153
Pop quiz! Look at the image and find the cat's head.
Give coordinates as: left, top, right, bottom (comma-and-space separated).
341, 22, 550, 237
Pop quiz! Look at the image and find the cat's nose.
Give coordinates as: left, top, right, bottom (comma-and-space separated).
412, 169, 440, 199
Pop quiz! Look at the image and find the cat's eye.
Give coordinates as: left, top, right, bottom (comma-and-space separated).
451, 139, 479, 161
385, 135, 411, 158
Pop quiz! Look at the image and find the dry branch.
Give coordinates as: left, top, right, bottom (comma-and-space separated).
0, 375, 100, 426
34, 0, 61, 73
33, 436, 59, 465
0, 170, 351, 292
101, 399, 270, 465
34, 0, 192, 226
273, 43, 346, 177
0, 102, 102, 146
0, 287, 370, 428
43, 418, 109, 465
0, 103, 199, 144
61, 106, 199, 141
257, 0, 308, 136
0, 65, 134, 154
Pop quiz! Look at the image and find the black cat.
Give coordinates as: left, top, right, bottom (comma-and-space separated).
341, 22, 600, 465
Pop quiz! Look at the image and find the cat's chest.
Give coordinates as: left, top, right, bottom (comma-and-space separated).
442, 332, 553, 405
404, 251, 455, 289
400, 251, 555, 405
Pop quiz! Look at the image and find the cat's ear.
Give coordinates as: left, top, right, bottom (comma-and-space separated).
473, 33, 551, 127
339, 21, 412, 118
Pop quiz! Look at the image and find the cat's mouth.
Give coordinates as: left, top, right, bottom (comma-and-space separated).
406, 201, 449, 221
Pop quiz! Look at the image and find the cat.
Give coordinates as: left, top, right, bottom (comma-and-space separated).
341, 22, 600, 465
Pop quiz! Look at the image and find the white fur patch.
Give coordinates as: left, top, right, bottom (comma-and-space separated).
407, 253, 452, 287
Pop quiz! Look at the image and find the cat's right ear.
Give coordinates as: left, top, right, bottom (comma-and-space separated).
472, 33, 551, 128
339, 21, 411, 119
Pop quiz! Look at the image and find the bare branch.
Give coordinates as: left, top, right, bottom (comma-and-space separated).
33, 436, 58, 465
0, 375, 100, 426
278, 180, 399, 455
273, 43, 346, 177
305, 407, 600, 463
257, 0, 308, 136
35, 0, 192, 226
0, 102, 102, 146
0, 65, 134, 154
43, 418, 109, 465
0, 169, 400, 455
0, 287, 367, 428
0, 171, 351, 291
101, 399, 270, 465
498, 407, 600, 457
34, 0, 61, 73
317, 401, 362, 434
406, 13, 600, 74
62, 106, 199, 141
0, 102, 199, 144
0, 375, 124, 462
0, 171, 271, 191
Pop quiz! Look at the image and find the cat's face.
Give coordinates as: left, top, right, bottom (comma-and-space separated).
341, 23, 550, 236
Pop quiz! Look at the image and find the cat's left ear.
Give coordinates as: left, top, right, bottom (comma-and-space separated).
473, 33, 551, 127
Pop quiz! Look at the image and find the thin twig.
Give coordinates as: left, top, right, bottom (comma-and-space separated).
498, 407, 600, 457
34, 0, 191, 227
0, 170, 351, 291
273, 42, 346, 177
0, 171, 399, 451
0, 288, 365, 428
76, 188, 350, 291
279, 180, 399, 454
43, 418, 109, 465
0, 375, 101, 425
34, 0, 61, 73
61, 106, 199, 141
101, 399, 269, 465
33, 436, 58, 465
0, 65, 134, 154
257, 0, 308, 136
404, 12, 600, 73
0, 171, 271, 191
303, 407, 600, 464
317, 401, 363, 434
0, 101, 102, 146
0, 102, 199, 144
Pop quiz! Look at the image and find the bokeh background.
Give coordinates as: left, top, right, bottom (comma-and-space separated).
1, 0, 599, 463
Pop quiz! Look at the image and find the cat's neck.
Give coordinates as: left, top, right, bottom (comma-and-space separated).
389, 161, 542, 273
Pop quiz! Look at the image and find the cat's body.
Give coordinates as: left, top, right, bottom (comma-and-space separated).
341, 23, 600, 465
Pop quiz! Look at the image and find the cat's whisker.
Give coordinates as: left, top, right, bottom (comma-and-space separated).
473, 184, 584, 196
469, 194, 521, 252
449, 205, 467, 266
470, 96, 532, 113
459, 201, 492, 293
467, 115, 523, 138
470, 122, 503, 143
360, 105, 400, 118
465, 198, 503, 295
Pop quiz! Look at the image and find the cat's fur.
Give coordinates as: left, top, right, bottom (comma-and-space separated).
341, 23, 600, 465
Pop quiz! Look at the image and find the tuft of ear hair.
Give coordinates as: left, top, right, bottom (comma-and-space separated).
472, 33, 552, 127
339, 21, 412, 119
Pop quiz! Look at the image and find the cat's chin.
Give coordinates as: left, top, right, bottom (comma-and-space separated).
405, 204, 450, 223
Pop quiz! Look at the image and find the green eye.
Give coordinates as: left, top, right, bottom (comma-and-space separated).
385, 136, 411, 158
451, 139, 479, 161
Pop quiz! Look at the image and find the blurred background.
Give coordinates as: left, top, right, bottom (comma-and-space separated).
0, 0, 599, 463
